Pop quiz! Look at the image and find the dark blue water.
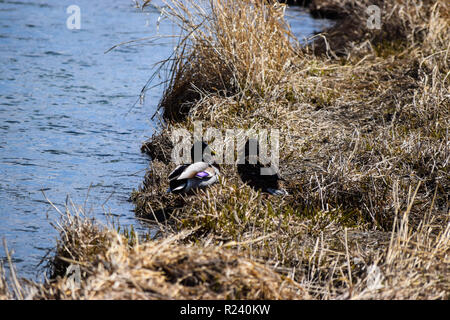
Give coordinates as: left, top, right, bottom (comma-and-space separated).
0, 0, 332, 282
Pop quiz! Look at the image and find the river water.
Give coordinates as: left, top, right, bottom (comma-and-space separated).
0, 0, 332, 281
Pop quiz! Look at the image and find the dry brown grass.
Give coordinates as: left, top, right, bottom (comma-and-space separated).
139, 0, 449, 226
149, 0, 299, 122
0, 264, 11, 300
133, 0, 449, 299
5, 188, 448, 299
5, 206, 306, 299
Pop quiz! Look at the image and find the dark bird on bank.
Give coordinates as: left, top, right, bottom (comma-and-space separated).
167, 141, 220, 194
237, 139, 288, 196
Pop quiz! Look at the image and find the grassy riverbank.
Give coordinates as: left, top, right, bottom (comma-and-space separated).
2, 0, 449, 299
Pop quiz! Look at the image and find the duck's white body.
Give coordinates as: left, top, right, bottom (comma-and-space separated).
168, 161, 220, 194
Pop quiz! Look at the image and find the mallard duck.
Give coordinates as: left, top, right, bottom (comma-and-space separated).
237, 139, 288, 195
167, 141, 220, 194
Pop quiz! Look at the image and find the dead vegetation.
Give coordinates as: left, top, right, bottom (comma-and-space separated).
137, 0, 448, 228
2, 0, 448, 299
0, 264, 11, 300
4, 187, 448, 299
